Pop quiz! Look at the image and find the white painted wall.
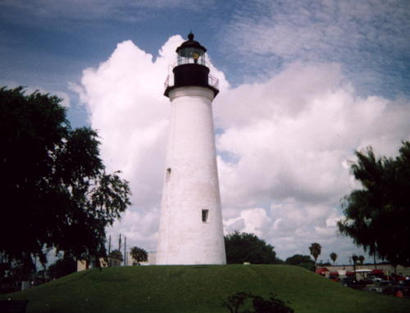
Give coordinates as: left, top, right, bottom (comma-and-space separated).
156, 86, 226, 265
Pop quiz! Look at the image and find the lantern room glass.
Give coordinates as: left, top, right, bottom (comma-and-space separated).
177, 47, 206, 65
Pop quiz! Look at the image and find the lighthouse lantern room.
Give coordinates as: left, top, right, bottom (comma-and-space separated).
176, 32, 206, 65
164, 33, 218, 97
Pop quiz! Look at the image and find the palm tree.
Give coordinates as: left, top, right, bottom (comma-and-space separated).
352, 254, 358, 280
309, 243, 321, 267
330, 252, 337, 265
358, 255, 365, 265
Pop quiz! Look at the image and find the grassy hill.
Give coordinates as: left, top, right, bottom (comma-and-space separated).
1, 265, 410, 313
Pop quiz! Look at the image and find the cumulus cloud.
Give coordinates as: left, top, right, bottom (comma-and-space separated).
215, 61, 410, 261
75, 36, 185, 214
224, 208, 271, 238
76, 35, 410, 262
215, 62, 410, 209
108, 209, 160, 252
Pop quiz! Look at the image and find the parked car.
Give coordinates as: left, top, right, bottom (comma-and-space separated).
329, 271, 339, 282
341, 277, 367, 289
368, 280, 393, 294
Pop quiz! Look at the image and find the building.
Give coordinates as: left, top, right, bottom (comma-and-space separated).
76, 258, 109, 271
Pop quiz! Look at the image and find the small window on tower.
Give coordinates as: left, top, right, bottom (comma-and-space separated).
202, 209, 209, 223
166, 168, 171, 182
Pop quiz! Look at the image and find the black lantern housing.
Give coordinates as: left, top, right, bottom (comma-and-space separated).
164, 33, 219, 97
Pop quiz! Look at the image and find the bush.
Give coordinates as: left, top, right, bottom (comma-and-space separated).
223, 292, 294, 313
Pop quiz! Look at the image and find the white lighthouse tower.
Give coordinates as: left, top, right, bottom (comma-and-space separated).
156, 33, 226, 265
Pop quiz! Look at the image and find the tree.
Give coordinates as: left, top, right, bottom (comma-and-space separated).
130, 246, 148, 265
309, 243, 321, 267
285, 254, 315, 271
358, 255, 365, 265
0, 87, 131, 279
338, 142, 410, 266
224, 232, 280, 264
330, 252, 337, 264
109, 250, 123, 262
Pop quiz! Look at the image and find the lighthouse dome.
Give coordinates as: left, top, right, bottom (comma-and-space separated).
176, 32, 207, 56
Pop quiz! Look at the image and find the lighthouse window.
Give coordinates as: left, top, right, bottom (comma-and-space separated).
202, 209, 209, 223
166, 168, 171, 182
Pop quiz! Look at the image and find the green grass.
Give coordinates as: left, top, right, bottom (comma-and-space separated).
1, 265, 410, 313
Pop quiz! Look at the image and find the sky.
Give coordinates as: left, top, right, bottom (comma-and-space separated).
1, 0, 410, 265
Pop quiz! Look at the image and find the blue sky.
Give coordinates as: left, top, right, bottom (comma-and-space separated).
1, 0, 410, 264
2, 0, 409, 108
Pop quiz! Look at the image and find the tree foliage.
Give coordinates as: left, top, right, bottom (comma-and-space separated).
338, 142, 410, 266
309, 243, 321, 265
130, 246, 148, 265
0, 87, 131, 277
109, 250, 123, 262
285, 254, 315, 271
224, 232, 279, 264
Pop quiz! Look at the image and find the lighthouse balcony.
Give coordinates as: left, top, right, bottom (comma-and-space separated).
164, 72, 219, 90
164, 65, 219, 97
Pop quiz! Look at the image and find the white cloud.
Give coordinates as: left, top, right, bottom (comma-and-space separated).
225, 208, 271, 238
76, 36, 410, 263
216, 62, 410, 209
77, 36, 186, 212
107, 209, 160, 251
214, 61, 410, 261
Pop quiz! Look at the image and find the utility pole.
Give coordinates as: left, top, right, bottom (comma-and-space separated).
124, 236, 127, 266
108, 235, 111, 254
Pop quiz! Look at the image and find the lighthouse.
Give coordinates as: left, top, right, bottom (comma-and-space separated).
156, 33, 226, 265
